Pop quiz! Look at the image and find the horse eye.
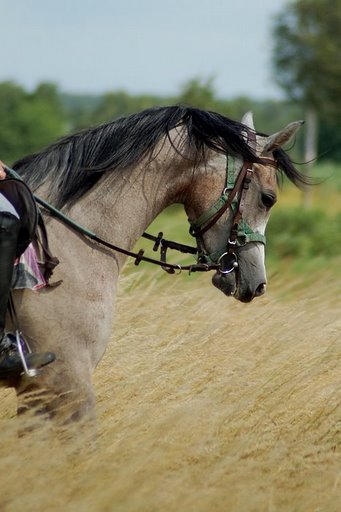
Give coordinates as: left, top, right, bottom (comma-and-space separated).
261, 192, 277, 208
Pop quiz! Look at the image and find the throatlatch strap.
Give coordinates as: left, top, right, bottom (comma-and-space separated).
190, 155, 234, 232
190, 159, 249, 237
190, 192, 229, 233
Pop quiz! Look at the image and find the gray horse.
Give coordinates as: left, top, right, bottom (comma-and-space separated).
3, 106, 305, 425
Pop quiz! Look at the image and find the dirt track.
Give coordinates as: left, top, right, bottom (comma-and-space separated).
1, 261, 340, 512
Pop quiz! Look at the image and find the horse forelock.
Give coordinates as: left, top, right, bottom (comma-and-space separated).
12, 106, 306, 208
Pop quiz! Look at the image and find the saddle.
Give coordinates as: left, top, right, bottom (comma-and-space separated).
0, 178, 58, 379
0, 178, 59, 285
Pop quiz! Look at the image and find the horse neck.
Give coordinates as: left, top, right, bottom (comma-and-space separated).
69, 152, 193, 268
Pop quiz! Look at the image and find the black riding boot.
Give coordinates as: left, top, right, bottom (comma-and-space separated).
0, 212, 20, 337
0, 212, 55, 379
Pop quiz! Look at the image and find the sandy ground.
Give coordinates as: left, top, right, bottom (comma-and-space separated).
0, 261, 340, 512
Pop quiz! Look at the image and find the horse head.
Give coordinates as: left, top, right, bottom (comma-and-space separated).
186, 113, 303, 303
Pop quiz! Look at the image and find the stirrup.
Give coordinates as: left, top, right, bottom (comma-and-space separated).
4, 292, 56, 378
0, 331, 56, 379
15, 331, 39, 377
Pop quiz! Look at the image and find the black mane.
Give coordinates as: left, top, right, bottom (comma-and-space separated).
13, 106, 307, 208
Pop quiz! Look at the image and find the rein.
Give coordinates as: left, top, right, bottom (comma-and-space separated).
4, 166, 216, 275
5, 153, 275, 276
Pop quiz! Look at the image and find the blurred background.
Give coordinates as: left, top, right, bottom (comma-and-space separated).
1, 0, 340, 274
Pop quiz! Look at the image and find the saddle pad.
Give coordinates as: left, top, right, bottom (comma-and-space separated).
12, 243, 46, 291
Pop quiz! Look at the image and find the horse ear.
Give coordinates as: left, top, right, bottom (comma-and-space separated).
241, 111, 255, 130
263, 120, 304, 153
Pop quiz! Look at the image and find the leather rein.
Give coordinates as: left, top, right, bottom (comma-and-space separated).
5, 155, 276, 276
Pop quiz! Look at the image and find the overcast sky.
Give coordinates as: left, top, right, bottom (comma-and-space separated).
1, 0, 288, 99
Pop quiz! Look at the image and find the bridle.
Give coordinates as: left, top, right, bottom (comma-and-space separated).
188, 155, 276, 275
5, 154, 276, 276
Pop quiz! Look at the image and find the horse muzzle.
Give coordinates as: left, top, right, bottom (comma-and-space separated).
212, 270, 266, 302
212, 244, 267, 302
212, 269, 237, 297
234, 281, 267, 303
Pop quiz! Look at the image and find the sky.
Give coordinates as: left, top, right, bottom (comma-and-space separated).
1, 0, 289, 100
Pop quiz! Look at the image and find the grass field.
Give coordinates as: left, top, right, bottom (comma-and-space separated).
0, 164, 340, 512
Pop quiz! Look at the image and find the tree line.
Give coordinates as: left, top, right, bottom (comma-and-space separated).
0, 78, 339, 166
1, 0, 340, 166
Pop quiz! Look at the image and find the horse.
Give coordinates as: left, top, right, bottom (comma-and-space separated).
3, 106, 306, 425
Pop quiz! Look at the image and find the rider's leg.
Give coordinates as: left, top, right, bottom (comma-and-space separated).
0, 212, 20, 341
0, 211, 55, 378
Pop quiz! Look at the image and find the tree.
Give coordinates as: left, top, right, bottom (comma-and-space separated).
89, 90, 171, 127
178, 77, 218, 110
272, 0, 340, 120
0, 81, 65, 163
272, 0, 341, 204
0, 82, 27, 161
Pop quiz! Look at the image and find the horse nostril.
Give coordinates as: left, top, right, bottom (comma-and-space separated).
255, 283, 266, 296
